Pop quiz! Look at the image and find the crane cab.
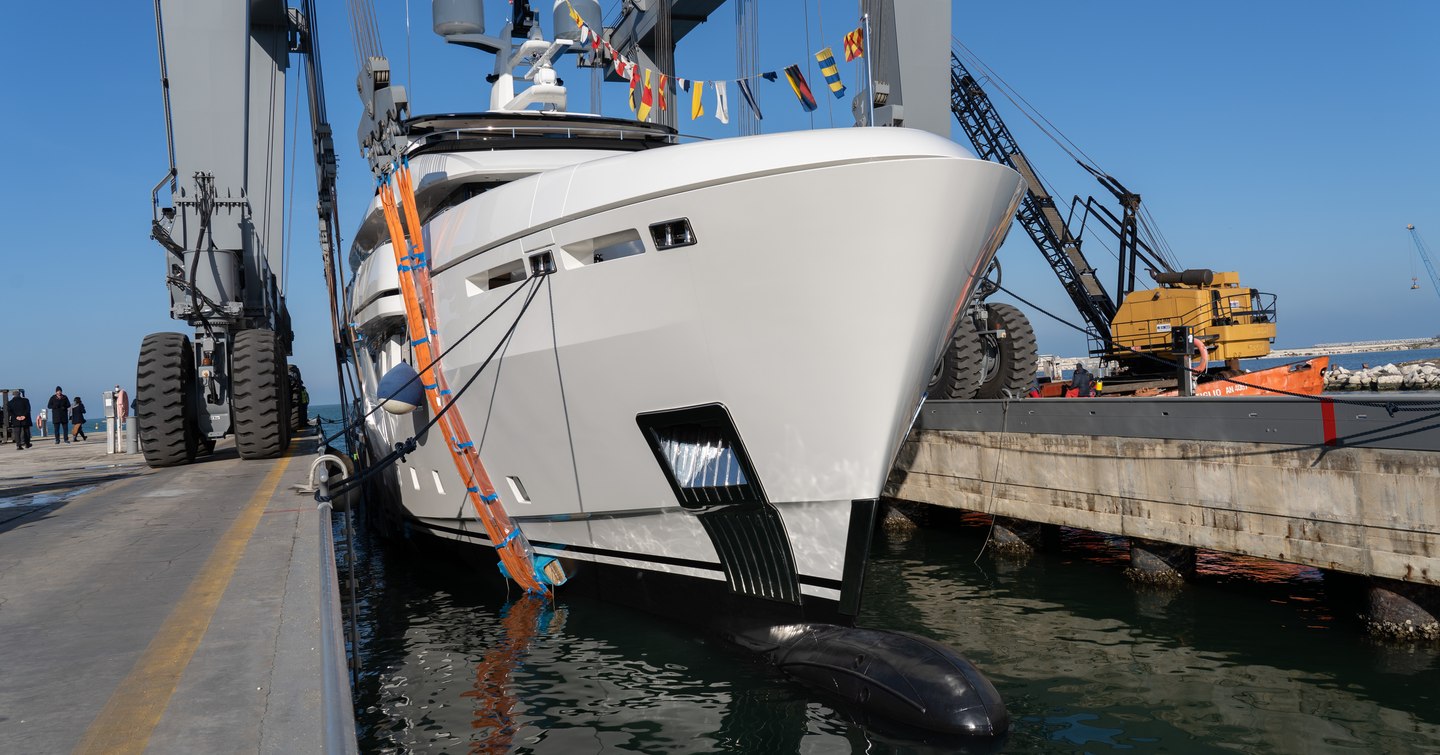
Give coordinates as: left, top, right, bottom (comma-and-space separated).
1110, 270, 1277, 368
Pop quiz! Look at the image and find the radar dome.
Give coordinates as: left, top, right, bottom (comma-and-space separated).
553, 0, 601, 42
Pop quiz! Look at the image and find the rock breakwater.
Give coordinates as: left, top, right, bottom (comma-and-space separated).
1324, 361, 1440, 391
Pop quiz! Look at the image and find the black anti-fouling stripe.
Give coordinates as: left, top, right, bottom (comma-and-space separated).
408, 517, 843, 590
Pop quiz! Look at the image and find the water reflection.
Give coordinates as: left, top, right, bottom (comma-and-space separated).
351, 531, 872, 753
351, 509, 1440, 753
864, 518, 1440, 753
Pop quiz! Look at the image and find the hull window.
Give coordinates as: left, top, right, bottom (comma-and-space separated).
561, 229, 646, 267
422, 181, 502, 226
506, 475, 531, 504
466, 259, 526, 295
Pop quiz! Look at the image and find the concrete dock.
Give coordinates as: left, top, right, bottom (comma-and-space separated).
889, 396, 1440, 637
0, 434, 356, 753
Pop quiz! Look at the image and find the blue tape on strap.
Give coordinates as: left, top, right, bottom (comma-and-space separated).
422, 382, 438, 390
438, 389, 452, 396
466, 486, 480, 494
496, 528, 519, 547
480, 492, 499, 502
454, 441, 474, 450
410, 336, 429, 346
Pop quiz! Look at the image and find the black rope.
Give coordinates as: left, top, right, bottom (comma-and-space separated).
547, 275, 585, 510
996, 284, 1440, 414
319, 274, 538, 448
320, 275, 546, 502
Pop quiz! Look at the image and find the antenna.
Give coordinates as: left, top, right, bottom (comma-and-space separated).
430, 0, 600, 112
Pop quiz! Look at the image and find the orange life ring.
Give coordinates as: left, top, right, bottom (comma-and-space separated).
1191, 336, 1209, 373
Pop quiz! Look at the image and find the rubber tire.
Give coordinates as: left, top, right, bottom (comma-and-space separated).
137, 332, 199, 467
287, 366, 305, 434
975, 303, 1039, 399
929, 318, 985, 400
233, 329, 289, 459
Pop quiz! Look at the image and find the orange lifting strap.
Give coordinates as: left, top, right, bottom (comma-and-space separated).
377, 160, 548, 595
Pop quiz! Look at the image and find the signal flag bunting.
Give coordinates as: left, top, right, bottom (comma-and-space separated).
844, 27, 865, 61
815, 47, 846, 98
784, 65, 818, 112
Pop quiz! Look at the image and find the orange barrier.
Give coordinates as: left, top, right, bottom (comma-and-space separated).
378, 160, 547, 594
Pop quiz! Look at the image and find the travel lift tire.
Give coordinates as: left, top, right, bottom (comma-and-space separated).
233, 329, 291, 459
929, 316, 986, 400
975, 302, 1039, 399
287, 366, 305, 434
136, 332, 200, 467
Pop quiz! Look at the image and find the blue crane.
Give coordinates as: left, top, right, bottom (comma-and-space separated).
1409, 224, 1440, 304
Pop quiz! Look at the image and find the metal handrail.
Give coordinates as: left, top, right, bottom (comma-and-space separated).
151, 167, 177, 224
316, 495, 359, 754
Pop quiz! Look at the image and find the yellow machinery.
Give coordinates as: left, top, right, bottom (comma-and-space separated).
949, 52, 1281, 381
1111, 270, 1277, 368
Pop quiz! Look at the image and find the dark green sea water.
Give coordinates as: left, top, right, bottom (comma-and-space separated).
342, 507, 1440, 753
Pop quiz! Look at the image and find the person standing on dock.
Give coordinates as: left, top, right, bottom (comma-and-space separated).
1070, 363, 1097, 398
114, 384, 129, 432
48, 386, 71, 444
70, 397, 87, 442
8, 389, 32, 449
36, 408, 46, 436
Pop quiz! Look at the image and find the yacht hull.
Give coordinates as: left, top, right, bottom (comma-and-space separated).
351, 126, 1023, 625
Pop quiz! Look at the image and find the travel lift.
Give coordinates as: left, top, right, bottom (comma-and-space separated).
142, 0, 344, 466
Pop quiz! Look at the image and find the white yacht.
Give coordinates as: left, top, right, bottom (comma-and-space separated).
347, 5, 1023, 634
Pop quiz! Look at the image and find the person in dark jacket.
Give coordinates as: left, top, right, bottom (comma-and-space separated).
1070, 364, 1097, 398
70, 397, 88, 441
48, 386, 71, 444
8, 390, 32, 450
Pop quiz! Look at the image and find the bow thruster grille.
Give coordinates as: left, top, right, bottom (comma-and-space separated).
637, 404, 800, 603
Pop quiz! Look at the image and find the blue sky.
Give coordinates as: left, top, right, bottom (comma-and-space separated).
1, 1, 1436, 405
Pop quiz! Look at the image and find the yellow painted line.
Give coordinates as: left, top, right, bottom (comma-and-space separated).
72, 450, 297, 755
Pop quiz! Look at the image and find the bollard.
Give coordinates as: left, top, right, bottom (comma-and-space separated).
1172, 326, 1196, 397
125, 413, 139, 454
103, 390, 117, 454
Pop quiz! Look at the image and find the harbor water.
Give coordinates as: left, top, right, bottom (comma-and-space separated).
313, 341, 1440, 753
341, 504, 1440, 753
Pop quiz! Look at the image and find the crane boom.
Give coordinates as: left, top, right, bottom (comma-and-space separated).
946, 50, 1277, 374
1409, 225, 1440, 304
948, 53, 1115, 342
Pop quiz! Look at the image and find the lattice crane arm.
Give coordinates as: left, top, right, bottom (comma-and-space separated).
948, 53, 1116, 344
1409, 225, 1440, 304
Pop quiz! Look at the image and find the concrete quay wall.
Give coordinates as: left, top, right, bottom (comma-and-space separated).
887, 404, 1440, 587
